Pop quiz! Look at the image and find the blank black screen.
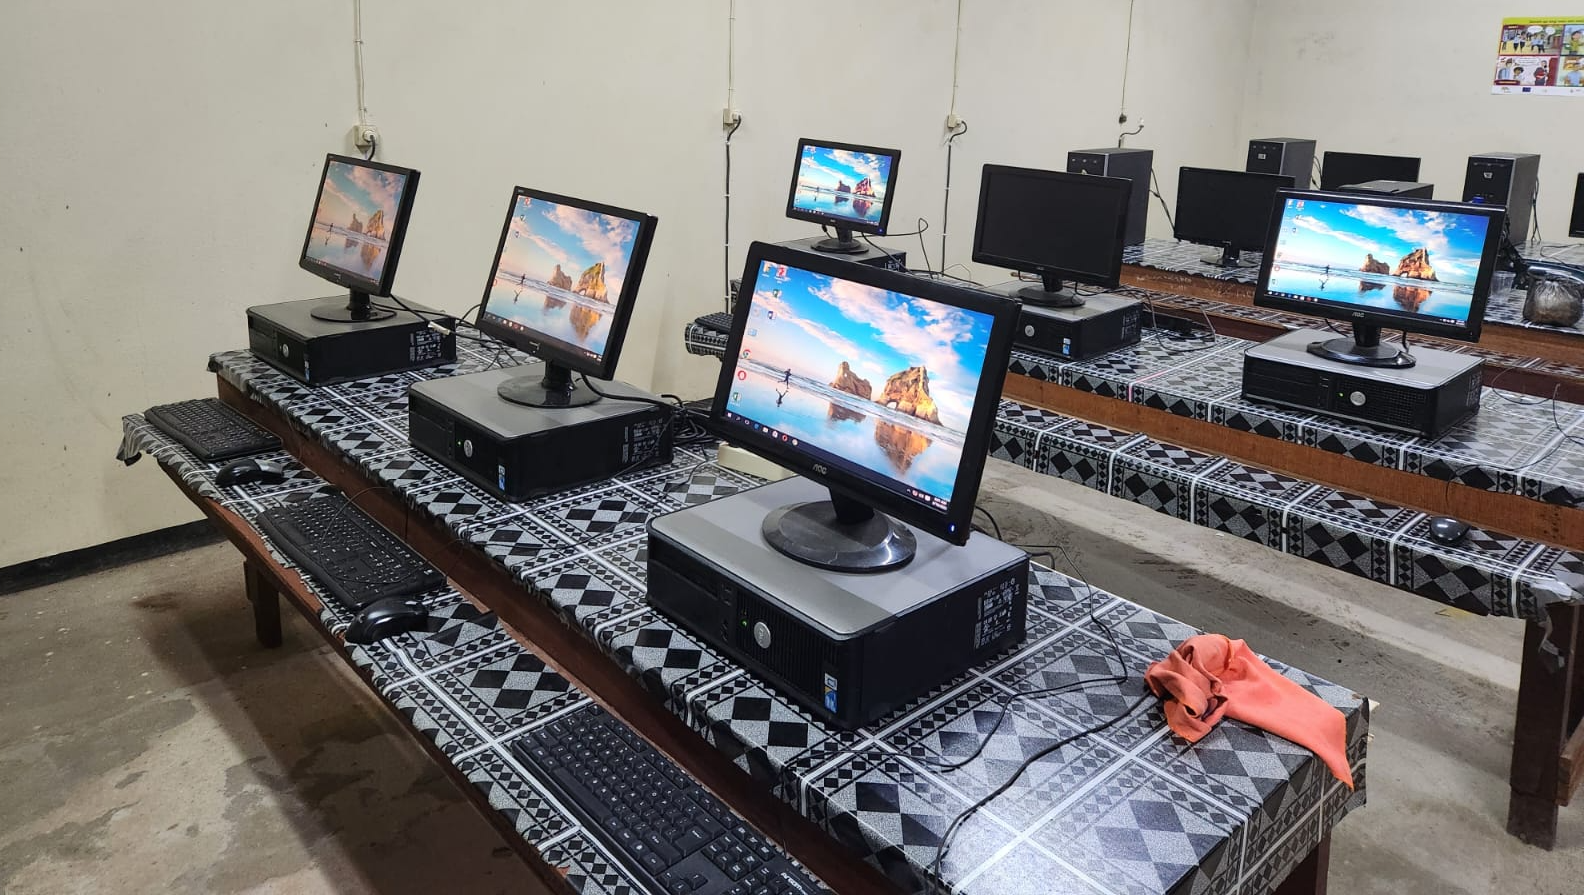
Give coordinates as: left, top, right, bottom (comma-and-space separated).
1174, 168, 1293, 252
973, 167, 1128, 285
1320, 152, 1422, 190
1570, 173, 1584, 238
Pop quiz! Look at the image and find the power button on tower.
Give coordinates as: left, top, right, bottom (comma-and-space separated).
752, 621, 772, 649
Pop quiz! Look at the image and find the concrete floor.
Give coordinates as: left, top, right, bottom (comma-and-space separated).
2, 457, 1582, 893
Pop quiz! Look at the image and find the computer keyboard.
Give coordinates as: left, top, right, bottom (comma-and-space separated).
255, 497, 445, 611
511, 705, 824, 895
695, 312, 735, 335
144, 398, 281, 462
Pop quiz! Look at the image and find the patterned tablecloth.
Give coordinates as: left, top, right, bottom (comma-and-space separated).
119, 338, 1373, 894
1126, 237, 1584, 340
684, 321, 1584, 624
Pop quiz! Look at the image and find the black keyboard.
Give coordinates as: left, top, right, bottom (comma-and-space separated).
695, 312, 735, 335
145, 399, 281, 461
512, 705, 824, 895
255, 497, 445, 611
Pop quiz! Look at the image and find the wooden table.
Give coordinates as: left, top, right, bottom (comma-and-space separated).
135, 339, 1372, 894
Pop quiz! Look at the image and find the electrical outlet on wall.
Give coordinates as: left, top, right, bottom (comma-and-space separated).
350, 124, 380, 152
722, 108, 742, 129
945, 113, 963, 131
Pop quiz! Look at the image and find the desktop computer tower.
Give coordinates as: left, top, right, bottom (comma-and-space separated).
1337, 180, 1435, 200
1242, 330, 1482, 438
1010, 292, 1142, 361
408, 367, 673, 501
247, 298, 456, 386
647, 477, 1029, 730
1067, 147, 1153, 245
1247, 138, 1317, 187
1462, 152, 1540, 241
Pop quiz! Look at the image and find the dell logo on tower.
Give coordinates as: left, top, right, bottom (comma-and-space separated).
462, 438, 474, 458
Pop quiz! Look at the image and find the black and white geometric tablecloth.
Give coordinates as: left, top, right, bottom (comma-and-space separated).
684, 320, 1583, 623
133, 337, 1372, 894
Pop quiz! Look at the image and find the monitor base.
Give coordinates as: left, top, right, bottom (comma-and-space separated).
309, 292, 396, 323
1015, 284, 1085, 308
810, 235, 867, 254
497, 363, 602, 408
761, 496, 917, 573
1306, 333, 1415, 369
1199, 248, 1260, 269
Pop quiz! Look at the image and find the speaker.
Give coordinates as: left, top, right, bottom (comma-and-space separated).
1462, 152, 1540, 242
1067, 147, 1153, 246
1247, 138, 1317, 186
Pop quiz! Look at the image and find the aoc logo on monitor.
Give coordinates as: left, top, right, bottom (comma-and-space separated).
812, 462, 829, 476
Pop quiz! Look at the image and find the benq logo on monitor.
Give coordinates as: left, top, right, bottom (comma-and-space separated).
812, 463, 829, 476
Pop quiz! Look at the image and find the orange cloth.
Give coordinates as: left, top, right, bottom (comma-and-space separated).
1145, 634, 1354, 788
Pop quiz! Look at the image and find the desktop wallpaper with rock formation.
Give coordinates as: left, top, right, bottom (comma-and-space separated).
1265, 197, 1492, 323
723, 261, 995, 506
483, 195, 641, 361
305, 160, 409, 282
790, 145, 893, 226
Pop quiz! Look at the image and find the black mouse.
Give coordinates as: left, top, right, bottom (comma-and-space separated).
345, 597, 430, 645
1427, 516, 1470, 546
216, 458, 286, 487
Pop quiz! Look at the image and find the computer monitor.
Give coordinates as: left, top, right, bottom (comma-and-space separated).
1255, 190, 1504, 368
1319, 151, 1422, 191
1173, 167, 1295, 268
785, 138, 901, 254
1570, 173, 1584, 239
970, 164, 1131, 308
298, 154, 420, 322
713, 241, 1019, 571
474, 187, 658, 408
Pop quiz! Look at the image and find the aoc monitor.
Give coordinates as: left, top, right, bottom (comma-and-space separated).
971, 164, 1131, 308
1173, 167, 1295, 267
475, 187, 658, 407
298, 154, 420, 322
1255, 190, 1503, 367
785, 138, 901, 254
712, 241, 1019, 571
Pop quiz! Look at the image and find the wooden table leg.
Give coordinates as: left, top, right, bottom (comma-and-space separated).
244, 560, 284, 649
1507, 603, 1582, 849
1273, 834, 1330, 895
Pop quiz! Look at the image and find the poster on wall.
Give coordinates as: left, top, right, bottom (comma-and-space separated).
1493, 16, 1584, 93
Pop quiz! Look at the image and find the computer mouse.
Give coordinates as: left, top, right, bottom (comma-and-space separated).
1427, 516, 1470, 547
216, 458, 286, 487
345, 597, 430, 645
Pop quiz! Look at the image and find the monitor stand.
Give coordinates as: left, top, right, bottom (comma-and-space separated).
1012, 272, 1085, 308
1306, 322, 1415, 369
497, 361, 602, 408
761, 488, 917, 573
309, 290, 396, 323
810, 226, 867, 255
1200, 246, 1260, 269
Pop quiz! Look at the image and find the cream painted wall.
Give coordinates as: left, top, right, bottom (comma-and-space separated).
0, 0, 1259, 567
1243, 0, 1584, 239
0, 2, 356, 567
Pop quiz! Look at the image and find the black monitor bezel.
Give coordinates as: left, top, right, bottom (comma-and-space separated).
970, 164, 1131, 290
1253, 189, 1505, 343
297, 153, 420, 298
1319, 151, 1422, 191
1173, 166, 1295, 253
1569, 173, 1584, 239
711, 241, 1020, 546
784, 138, 902, 237
474, 186, 658, 381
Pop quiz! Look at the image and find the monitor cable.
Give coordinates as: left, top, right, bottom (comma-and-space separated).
724, 115, 743, 313
1148, 168, 1175, 233
577, 374, 718, 448
941, 119, 967, 271
1143, 296, 1218, 354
